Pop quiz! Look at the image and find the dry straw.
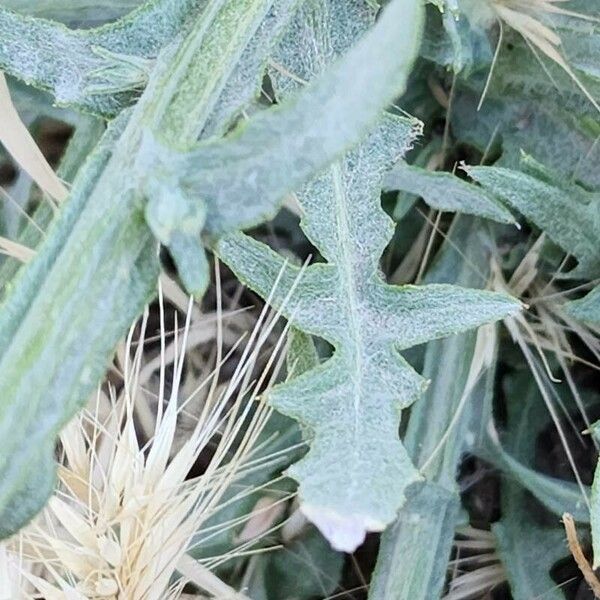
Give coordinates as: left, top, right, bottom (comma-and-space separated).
0, 277, 291, 599
0, 72, 68, 202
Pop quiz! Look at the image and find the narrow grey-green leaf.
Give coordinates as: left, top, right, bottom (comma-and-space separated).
592, 456, 600, 568
478, 371, 591, 522
369, 483, 461, 600
2, 1, 142, 24
246, 525, 344, 600
371, 216, 501, 599
0, 0, 203, 116
466, 156, 600, 278
494, 489, 567, 600
265, 526, 344, 600
484, 440, 590, 522
147, 0, 426, 238
383, 161, 516, 224
493, 372, 575, 598
201, 0, 304, 137
138, 0, 302, 293
0, 112, 160, 534
217, 117, 521, 551
145, 0, 302, 145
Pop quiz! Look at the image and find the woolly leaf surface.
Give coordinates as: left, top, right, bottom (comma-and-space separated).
218, 117, 521, 550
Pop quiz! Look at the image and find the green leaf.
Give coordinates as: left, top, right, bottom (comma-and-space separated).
383, 161, 516, 224
444, 6, 600, 188
474, 364, 591, 523
265, 526, 344, 599
199, 5, 299, 138
494, 508, 566, 600
482, 6, 600, 118
286, 327, 319, 377
0, 112, 161, 537
493, 372, 574, 598
2, 1, 143, 25
421, 3, 493, 75
466, 155, 600, 278
483, 438, 590, 522
592, 456, 600, 569
268, 0, 377, 96
369, 483, 462, 600
370, 216, 502, 599
566, 284, 600, 325
145, 0, 426, 238
245, 525, 344, 600
217, 116, 521, 550
144, 0, 303, 147
139, 0, 303, 292
0, 0, 203, 116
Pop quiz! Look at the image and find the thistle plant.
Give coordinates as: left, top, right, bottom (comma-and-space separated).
1, 0, 600, 597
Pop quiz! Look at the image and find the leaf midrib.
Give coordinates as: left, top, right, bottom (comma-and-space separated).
332, 162, 365, 499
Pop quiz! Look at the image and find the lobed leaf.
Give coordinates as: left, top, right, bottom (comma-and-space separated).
141, 0, 426, 294
146, 0, 426, 236
216, 0, 519, 550
218, 115, 521, 550
0, 0, 433, 539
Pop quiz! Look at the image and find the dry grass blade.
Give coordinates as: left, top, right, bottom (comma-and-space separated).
0, 71, 68, 202
0, 235, 34, 262
177, 555, 251, 600
482, 0, 600, 112
0, 280, 292, 599
445, 527, 506, 600
563, 512, 600, 598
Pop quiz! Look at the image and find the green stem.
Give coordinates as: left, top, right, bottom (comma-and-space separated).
0, 0, 280, 537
